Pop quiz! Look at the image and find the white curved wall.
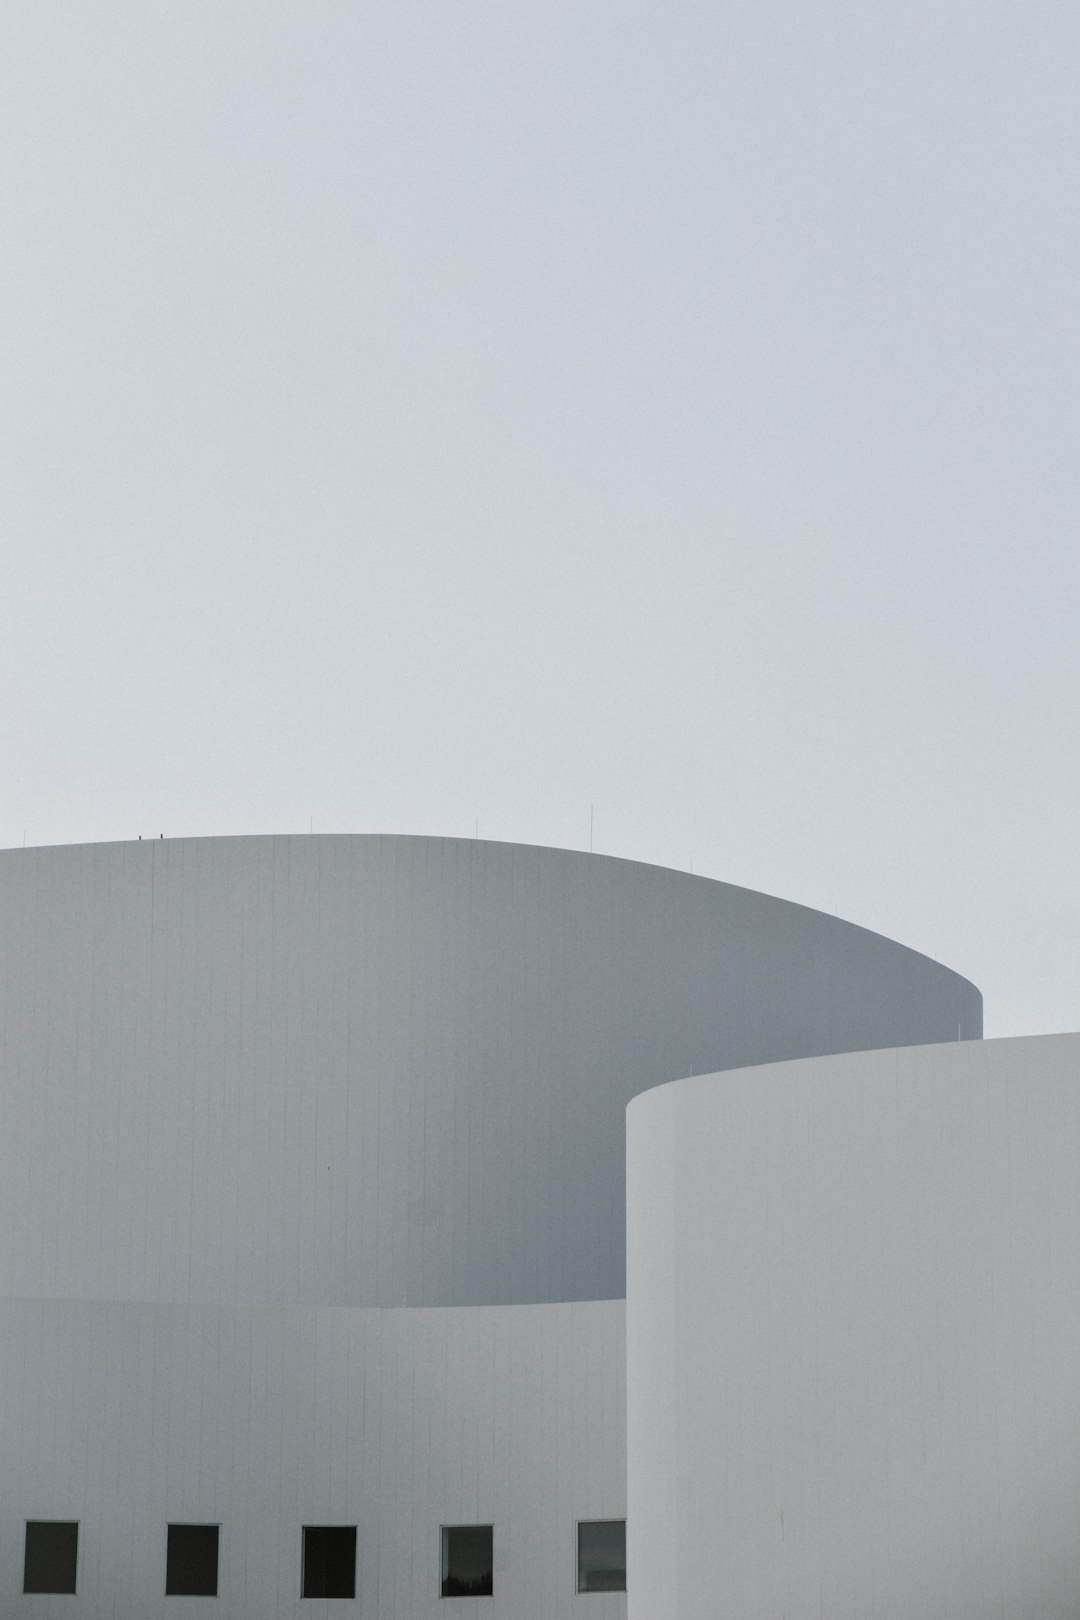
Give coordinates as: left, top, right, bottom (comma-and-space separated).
626, 1034, 1080, 1620
0, 1297, 625, 1620
0, 835, 980, 1308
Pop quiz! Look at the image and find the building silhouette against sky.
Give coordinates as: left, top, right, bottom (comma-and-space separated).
1, 834, 1070, 1617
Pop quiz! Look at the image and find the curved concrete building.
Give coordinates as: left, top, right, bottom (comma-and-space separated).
0, 835, 979, 1311
627, 1034, 1080, 1620
0, 834, 981, 1615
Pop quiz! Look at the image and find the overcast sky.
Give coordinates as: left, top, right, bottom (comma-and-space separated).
2, 2, 1077, 1039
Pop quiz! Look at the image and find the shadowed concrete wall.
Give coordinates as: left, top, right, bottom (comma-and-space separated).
626, 1034, 1080, 1620
0, 835, 980, 1307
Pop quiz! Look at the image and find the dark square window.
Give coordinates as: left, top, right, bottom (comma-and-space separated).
24, 1521, 78, 1594
166, 1523, 219, 1597
577, 1520, 626, 1593
441, 1524, 493, 1598
302, 1526, 356, 1599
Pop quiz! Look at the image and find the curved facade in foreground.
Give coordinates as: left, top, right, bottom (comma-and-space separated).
627, 1034, 1080, 1620
0, 835, 982, 1615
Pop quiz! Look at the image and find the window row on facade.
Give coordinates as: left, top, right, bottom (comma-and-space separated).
20, 1517, 627, 1598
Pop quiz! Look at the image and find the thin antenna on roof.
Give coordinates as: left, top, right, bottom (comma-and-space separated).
474, 818, 478, 840
589, 804, 594, 853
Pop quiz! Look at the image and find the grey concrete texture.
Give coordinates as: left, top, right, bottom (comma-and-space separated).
626, 1033, 1080, 1620
0, 834, 981, 1307
0, 1296, 626, 1620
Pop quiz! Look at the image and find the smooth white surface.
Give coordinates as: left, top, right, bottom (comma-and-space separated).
0, 835, 979, 1308
0, 1298, 625, 1620
0, 834, 984, 1614
626, 1033, 1080, 1620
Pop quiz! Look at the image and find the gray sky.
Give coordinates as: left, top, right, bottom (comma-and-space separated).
2, 2, 1077, 1039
